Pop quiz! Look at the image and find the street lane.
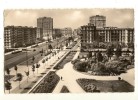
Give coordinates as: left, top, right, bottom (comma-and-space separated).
4, 37, 68, 69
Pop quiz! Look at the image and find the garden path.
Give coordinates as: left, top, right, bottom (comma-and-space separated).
54, 47, 134, 93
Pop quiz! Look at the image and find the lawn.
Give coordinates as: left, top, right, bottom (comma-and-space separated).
54, 51, 76, 69
77, 78, 134, 92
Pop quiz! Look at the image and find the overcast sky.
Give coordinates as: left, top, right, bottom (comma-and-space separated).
4, 9, 134, 29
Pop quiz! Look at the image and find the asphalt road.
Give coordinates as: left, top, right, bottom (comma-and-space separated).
4, 37, 68, 69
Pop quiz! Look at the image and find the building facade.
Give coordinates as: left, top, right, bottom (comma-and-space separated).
53, 28, 62, 39
96, 27, 134, 44
37, 17, 53, 40
4, 26, 37, 49
80, 24, 134, 50
61, 27, 72, 37
80, 23, 97, 49
89, 15, 106, 28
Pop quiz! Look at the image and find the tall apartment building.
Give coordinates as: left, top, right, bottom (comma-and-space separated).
80, 15, 134, 50
37, 17, 53, 40
89, 15, 106, 28
80, 23, 96, 48
61, 27, 72, 37
4, 26, 37, 49
80, 24, 134, 50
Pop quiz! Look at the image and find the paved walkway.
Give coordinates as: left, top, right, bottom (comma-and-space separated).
5, 48, 67, 93
53, 47, 134, 93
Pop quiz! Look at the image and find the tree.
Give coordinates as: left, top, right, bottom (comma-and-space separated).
14, 65, 18, 75
42, 59, 45, 68
5, 68, 10, 81
97, 51, 103, 62
24, 71, 29, 83
66, 42, 68, 47
36, 63, 40, 74
74, 61, 88, 72
92, 41, 99, 48
88, 51, 92, 58
91, 62, 106, 75
5, 80, 12, 93
48, 44, 53, 51
16, 73, 23, 89
115, 44, 122, 58
131, 53, 134, 64
32, 64, 35, 76
106, 46, 114, 60
32, 56, 35, 63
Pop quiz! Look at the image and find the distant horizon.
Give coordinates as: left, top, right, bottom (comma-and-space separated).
4, 9, 134, 29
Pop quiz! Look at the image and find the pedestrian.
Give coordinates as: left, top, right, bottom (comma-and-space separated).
61, 76, 62, 80
118, 76, 122, 81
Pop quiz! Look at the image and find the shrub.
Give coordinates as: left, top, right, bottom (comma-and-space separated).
71, 59, 80, 64
74, 61, 89, 72
90, 62, 108, 75
105, 61, 126, 75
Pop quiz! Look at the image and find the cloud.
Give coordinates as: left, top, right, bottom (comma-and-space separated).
4, 9, 134, 29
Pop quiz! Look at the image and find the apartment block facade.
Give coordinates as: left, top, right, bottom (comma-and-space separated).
37, 17, 53, 40
96, 27, 134, 44
61, 27, 72, 37
4, 26, 37, 49
80, 24, 134, 49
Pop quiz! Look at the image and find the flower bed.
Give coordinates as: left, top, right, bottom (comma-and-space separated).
77, 78, 134, 92
31, 71, 60, 93
60, 85, 70, 93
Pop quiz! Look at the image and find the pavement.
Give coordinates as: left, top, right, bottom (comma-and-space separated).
53, 47, 134, 93
4, 46, 67, 94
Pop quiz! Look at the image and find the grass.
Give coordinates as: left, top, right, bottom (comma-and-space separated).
54, 52, 76, 69
77, 78, 134, 92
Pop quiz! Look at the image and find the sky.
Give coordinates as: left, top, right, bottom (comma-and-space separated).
4, 9, 134, 29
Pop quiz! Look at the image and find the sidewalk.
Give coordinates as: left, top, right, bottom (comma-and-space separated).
4, 49, 67, 93
53, 48, 85, 93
